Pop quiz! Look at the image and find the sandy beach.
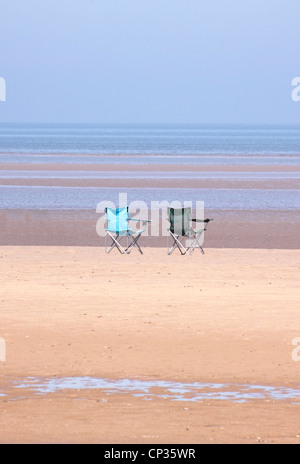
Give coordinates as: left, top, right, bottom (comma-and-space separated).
0, 246, 300, 444
1, 149, 299, 444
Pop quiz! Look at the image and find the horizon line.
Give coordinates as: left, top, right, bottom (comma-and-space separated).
0, 121, 299, 126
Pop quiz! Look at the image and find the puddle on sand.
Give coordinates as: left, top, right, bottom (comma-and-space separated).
2, 377, 300, 404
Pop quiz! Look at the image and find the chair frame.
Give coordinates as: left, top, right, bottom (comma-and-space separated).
167, 208, 213, 255
105, 207, 150, 255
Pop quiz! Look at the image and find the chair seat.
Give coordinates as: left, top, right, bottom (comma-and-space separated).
167, 227, 204, 237
106, 228, 144, 236
185, 228, 204, 237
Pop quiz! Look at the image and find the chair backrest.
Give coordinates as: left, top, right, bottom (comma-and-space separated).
105, 207, 130, 233
167, 207, 191, 236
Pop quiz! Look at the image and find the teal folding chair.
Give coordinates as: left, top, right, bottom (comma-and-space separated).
105, 207, 150, 254
167, 207, 213, 255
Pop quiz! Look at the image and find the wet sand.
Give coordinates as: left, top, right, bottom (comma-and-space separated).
0, 209, 299, 249
1, 162, 299, 190
1, 178, 299, 189
0, 246, 300, 444
0, 161, 299, 249
2, 162, 300, 171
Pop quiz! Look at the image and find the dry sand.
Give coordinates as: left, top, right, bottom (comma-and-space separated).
1, 246, 300, 444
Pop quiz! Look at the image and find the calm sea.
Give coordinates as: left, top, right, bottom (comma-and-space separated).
0, 123, 300, 163
0, 123, 299, 211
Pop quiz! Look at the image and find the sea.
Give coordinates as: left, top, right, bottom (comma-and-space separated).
0, 123, 299, 211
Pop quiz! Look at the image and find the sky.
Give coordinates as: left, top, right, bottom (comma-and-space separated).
0, 0, 300, 124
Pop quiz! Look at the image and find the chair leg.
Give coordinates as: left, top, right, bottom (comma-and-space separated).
168, 232, 188, 255
106, 233, 127, 254
186, 233, 205, 255
125, 234, 143, 254
167, 233, 177, 255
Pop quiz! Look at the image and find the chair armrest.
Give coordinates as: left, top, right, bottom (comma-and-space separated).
129, 218, 152, 225
192, 218, 213, 223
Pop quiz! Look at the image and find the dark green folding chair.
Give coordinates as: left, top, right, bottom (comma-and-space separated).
167, 207, 213, 255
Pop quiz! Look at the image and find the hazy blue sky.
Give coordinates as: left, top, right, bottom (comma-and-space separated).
0, 0, 300, 124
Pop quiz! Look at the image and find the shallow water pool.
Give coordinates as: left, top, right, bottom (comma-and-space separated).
3, 377, 300, 404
